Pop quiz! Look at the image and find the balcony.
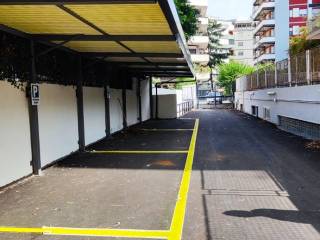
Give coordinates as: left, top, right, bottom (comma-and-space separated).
308, 15, 320, 40
188, 35, 209, 49
253, 19, 275, 36
254, 36, 275, 50
254, 53, 275, 65
191, 54, 210, 64
252, 1, 275, 21
189, 0, 208, 16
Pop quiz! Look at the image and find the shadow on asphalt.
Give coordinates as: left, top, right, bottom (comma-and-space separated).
224, 209, 320, 225
184, 109, 320, 239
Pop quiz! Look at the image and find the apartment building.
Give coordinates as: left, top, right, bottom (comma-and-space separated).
252, 0, 320, 65
231, 20, 255, 66
188, 0, 210, 65
290, 0, 320, 36
216, 18, 236, 63
252, 0, 289, 65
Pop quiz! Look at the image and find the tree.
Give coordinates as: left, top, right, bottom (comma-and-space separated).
174, 0, 199, 40
217, 61, 255, 95
207, 19, 230, 91
207, 20, 229, 69
290, 27, 320, 55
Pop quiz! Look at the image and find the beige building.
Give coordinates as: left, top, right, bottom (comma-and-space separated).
231, 20, 255, 66
188, 0, 210, 66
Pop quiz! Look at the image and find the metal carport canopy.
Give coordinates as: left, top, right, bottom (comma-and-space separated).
0, 0, 194, 77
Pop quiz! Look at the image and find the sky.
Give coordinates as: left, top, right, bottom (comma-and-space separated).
208, 0, 253, 20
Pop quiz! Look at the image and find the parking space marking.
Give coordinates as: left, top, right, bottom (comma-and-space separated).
88, 150, 189, 154
168, 119, 199, 240
0, 227, 169, 239
139, 129, 194, 132
0, 119, 199, 240
0, 227, 43, 234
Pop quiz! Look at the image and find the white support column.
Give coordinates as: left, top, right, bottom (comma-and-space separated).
264, 69, 268, 88
288, 56, 292, 87
306, 50, 311, 85
275, 63, 278, 87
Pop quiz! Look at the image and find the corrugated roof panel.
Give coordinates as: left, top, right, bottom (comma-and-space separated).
0, 5, 99, 34
66, 4, 172, 35
104, 57, 146, 62
121, 41, 181, 53
147, 57, 187, 63
59, 41, 130, 53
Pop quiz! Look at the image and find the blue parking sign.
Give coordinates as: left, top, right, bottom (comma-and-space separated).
31, 83, 40, 106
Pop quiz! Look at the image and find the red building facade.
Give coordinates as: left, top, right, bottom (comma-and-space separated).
289, 0, 320, 36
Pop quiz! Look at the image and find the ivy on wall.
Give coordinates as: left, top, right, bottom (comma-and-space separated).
0, 31, 138, 90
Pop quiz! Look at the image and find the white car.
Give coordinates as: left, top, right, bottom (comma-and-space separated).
206, 92, 222, 104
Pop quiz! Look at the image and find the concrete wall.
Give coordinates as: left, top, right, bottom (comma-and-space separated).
141, 79, 150, 122
83, 87, 105, 145
38, 84, 78, 167
109, 88, 123, 133
0, 81, 32, 187
126, 79, 139, 126
235, 85, 320, 125
0, 78, 151, 187
153, 94, 177, 119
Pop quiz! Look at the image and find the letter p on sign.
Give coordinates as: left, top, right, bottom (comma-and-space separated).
31, 83, 40, 106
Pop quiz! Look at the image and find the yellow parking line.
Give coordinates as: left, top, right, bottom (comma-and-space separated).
89, 150, 188, 154
139, 129, 194, 132
44, 227, 169, 239
0, 226, 169, 239
0, 227, 43, 234
168, 119, 199, 240
0, 119, 200, 240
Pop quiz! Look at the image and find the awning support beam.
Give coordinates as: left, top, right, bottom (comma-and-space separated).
28, 40, 42, 175
76, 56, 86, 152
84, 52, 183, 58
32, 34, 175, 42
0, 0, 157, 4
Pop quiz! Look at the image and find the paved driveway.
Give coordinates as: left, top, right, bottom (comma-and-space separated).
184, 109, 320, 240
0, 110, 319, 240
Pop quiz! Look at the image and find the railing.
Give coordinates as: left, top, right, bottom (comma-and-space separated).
242, 46, 320, 91
177, 100, 194, 117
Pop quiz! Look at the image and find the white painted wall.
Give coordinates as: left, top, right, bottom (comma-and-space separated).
0, 81, 32, 187
83, 87, 105, 145
38, 84, 78, 167
126, 79, 139, 127
140, 79, 150, 122
235, 84, 320, 125
109, 88, 123, 133
153, 94, 177, 119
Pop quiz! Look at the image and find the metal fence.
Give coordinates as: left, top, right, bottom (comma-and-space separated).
177, 100, 194, 117
243, 46, 320, 91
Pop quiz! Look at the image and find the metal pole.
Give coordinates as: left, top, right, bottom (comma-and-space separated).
104, 82, 110, 137
149, 77, 153, 119
122, 71, 127, 128
28, 40, 41, 175
76, 56, 85, 151
155, 83, 159, 119
214, 83, 217, 106
137, 78, 142, 123
210, 68, 214, 91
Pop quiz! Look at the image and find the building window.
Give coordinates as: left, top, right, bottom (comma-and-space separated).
238, 51, 244, 56
189, 48, 197, 54
229, 39, 235, 45
238, 41, 244, 46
